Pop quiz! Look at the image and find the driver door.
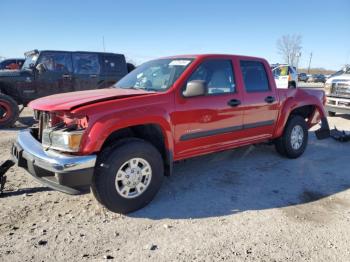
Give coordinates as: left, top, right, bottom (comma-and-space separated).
35, 52, 74, 97
174, 58, 244, 159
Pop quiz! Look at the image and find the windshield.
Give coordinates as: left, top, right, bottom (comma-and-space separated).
115, 58, 194, 91
22, 54, 39, 69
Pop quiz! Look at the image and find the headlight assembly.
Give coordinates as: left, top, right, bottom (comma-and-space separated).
42, 128, 85, 152
324, 83, 331, 95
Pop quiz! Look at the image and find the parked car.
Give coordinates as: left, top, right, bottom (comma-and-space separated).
271, 64, 298, 88
325, 65, 350, 116
0, 58, 25, 70
9, 54, 329, 213
307, 74, 326, 83
298, 73, 308, 82
0, 50, 133, 128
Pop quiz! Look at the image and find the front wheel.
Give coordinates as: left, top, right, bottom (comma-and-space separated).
275, 115, 308, 158
91, 139, 164, 214
0, 94, 19, 128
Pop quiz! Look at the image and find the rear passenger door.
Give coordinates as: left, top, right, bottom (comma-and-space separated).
239, 60, 279, 140
72, 53, 102, 91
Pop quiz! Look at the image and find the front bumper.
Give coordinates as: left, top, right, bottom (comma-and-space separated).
12, 129, 97, 194
326, 96, 350, 115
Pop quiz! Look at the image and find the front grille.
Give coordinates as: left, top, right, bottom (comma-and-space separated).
38, 111, 50, 141
331, 82, 350, 98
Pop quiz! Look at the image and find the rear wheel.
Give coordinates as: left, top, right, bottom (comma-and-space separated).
91, 139, 164, 214
0, 94, 19, 128
328, 111, 336, 117
275, 115, 308, 159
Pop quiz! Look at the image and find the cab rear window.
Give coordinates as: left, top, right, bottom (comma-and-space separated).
240, 61, 270, 92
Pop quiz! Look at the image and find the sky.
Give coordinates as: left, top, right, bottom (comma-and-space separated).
1, 0, 349, 70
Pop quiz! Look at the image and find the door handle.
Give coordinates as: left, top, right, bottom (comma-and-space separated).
90, 74, 97, 78
227, 99, 241, 107
265, 96, 275, 103
62, 74, 72, 79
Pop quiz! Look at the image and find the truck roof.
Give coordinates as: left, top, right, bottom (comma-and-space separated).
159, 54, 268, 61
24, 49, 124, 56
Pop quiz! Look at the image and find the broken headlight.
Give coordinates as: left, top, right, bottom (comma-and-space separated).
41, 115, 88, 152
42, 128, 85, 152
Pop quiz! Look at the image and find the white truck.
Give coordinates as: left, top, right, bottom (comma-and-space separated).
325, 66, 350, 116
271, 64, 298, 89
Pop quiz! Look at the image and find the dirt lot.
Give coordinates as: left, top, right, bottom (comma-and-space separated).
1, 107, 350, 262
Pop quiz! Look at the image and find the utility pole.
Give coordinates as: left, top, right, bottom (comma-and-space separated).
307, 52, 313, 74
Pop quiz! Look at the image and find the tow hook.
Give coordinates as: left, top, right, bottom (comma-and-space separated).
0, 160, 14, 196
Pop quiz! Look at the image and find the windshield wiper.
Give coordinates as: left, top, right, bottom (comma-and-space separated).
116, 86, 158, 92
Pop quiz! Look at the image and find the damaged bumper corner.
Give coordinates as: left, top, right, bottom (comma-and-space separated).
315, 117, 330, 140
11, 129, 97, 194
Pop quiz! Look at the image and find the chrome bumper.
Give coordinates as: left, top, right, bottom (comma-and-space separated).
15, 129, 96, 173
326, 96, 350, 114
11, 129, 97, 194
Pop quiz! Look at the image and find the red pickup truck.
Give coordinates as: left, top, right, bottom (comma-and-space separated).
9, 54, 330, 213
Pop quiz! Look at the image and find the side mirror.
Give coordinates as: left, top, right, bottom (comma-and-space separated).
35, 63, 46, 73
183, 80, 207, 97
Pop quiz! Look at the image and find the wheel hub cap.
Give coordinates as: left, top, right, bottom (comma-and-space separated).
291, 125, 304, 150
115, 158, 152, 199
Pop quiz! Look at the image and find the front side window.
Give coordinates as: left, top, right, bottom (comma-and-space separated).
273, 65, 289, 77
240, 61, 270, 92
115, 58, 193, 91
187, 59, 236, 94
73, 53, 100, 74
38, 52, 72, 73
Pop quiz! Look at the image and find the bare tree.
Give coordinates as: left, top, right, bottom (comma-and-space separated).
277, 34, 302, 67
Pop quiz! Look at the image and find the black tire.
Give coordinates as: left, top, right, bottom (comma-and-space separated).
0, 94, 19, 128
91, 138, 164, 214
328, 111, 336, 117
274, 115, 308, 159
288, 81, 296, 89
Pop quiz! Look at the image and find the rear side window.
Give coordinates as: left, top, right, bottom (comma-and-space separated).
102, 54, 126, 74
187, 59, 236, 94
240, 61, 270, 92
73, 53, 100, 74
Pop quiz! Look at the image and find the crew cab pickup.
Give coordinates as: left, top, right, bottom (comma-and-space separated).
10, 54, 330, 213
0, 50, 133, 128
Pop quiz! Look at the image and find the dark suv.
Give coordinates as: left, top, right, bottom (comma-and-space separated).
0, 50, 132, 128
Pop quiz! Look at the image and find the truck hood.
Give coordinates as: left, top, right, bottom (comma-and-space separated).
0, 69, 22, 77
29, 88, 155, 111
326, 74, 350, 84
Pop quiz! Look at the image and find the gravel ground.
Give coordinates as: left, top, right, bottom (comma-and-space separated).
0, 107, 350, 262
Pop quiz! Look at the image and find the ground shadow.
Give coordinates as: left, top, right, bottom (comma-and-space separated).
1, 186, 52, 198
0, 116, 36, 131
332, 114, 350, 121
131, 132, 350, 219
